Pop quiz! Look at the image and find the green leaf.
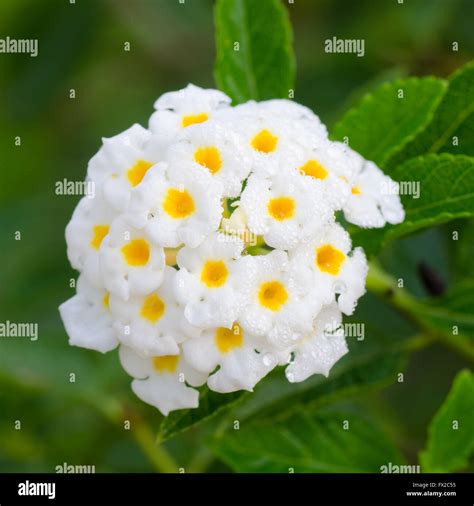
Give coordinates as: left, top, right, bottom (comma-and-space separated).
214, 0, 295, 103
331, 77, 447, 167
352, 154, 474, 256
240, 352, 405, 420
420, 370, 474, 472
389, 60, 474, 167
157, 386, 248, 442
210, 410, 403, 472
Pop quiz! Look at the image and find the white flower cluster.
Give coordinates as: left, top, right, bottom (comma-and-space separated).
59, 85, 404, 416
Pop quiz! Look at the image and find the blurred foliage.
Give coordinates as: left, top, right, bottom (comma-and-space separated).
0, 0, 473, 473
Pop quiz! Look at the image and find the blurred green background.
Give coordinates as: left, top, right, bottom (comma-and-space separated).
0, 0, 472, 472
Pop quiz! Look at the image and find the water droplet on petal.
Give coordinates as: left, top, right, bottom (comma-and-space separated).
262, 353, 276, 367
333, 280, 347, 294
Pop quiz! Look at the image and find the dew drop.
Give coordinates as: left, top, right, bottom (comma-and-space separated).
333, 280, 347, 294
262, 353, 276, 367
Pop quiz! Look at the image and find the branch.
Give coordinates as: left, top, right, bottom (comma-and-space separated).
366, 261, 474, 363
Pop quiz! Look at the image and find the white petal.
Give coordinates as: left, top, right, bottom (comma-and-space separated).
131, 375, 199, 416
182, 335, 220, 374
59, 294, 118, 353
119, 345, 150, 378
208, 347, 275, 393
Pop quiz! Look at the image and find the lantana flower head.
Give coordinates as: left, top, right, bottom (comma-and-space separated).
60, 84, 404, 415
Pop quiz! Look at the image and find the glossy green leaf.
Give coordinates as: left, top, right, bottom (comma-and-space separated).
351, 154, 474, 255
214, 0, 295, 103
210, 410, 403, 472
389, 60, 474, 167
157, 386, 248, 442
240, 353, 405, 421
420, 370, 474, 472
331, 77, 446, 167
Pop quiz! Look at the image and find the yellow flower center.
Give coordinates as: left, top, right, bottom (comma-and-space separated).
194, 146, 222, 174
258, 280, 288, 311
316, 244, 345, 275
299, 159, 328, 180
200, 260, 229, 288
215, 322, 244, 353
251, 129, 278, 153
121, 239, 150, 266
91, 225, 109, 250
182, 112, 209, 128
163, 188, 195, 219
127, 160, 154, 187
351, 186, 361, 195
267, 197, 295, 221
152, 355, 179, 374
102, 293, 110, 310
140, 293, 166, 323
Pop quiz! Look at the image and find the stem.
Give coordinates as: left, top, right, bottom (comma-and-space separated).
366, 261, 474, 363
187, 447, 215, 473
397, 333, 434, 353
88, 397, 178, 473
135, 422, 177, 473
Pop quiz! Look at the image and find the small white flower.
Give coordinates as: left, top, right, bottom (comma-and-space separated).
165, 120, 251, 197
223, 98, 327, 137
65, 196, 117, 287
242, 99, 328, 141
344, 160, 405, 228
286, 144, 351, 209
126, 162, 223, 248
174, 232, 245, 329
100, 216, 165, 300
119, 345, 208, 416
240, 172, 333, 249
290, 221, 368, 315
259, 98, 326, 122
149, 84, 231, 141
183, 322, 276, 393
217, 106, 327, 177
236, 250, 317, 350
87, 124, 166, 213
285, 304, 348, 383
110, 266, 198, 358
59, 274, 118, 353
